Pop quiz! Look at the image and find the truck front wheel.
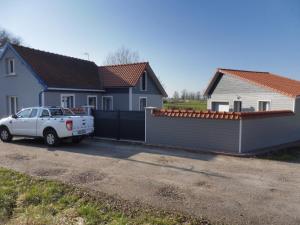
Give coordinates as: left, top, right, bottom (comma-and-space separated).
0, 127, 12, 143
44, 129, 60, 147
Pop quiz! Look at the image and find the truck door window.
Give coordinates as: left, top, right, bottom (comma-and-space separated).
29, 109, 38, 118
17, 109, 31, 118
41, 110, 50, 117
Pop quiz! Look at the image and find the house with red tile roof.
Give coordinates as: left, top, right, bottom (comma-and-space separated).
99, 62, 167, 111
204, 68, 300, 113
145, 69, 300, 154
0, 43, 167, 117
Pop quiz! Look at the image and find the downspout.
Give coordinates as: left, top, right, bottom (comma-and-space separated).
38, 89, 47, 107
129, 87, 133, 111
238, 118, 243, 154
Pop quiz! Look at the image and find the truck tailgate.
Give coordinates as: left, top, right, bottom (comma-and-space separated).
72, 116, 94, 136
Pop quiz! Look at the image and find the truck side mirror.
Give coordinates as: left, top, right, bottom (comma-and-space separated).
12, 114, 18, 119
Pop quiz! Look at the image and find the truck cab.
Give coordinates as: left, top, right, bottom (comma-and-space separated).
0, 107, 94, 146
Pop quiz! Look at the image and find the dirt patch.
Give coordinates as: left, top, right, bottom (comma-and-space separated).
5, 153, 34, 161
70, 171, 106, 184
33, 168, 67, 177
156, 185, 184, 201
194, 181, 212, 189
157, 156, 175, 164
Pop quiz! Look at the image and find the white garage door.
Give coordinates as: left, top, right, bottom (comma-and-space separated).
212, 102, 229, 112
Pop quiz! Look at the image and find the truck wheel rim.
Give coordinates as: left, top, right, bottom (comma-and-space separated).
47, 134, 55, 145
1, 130, 8, 140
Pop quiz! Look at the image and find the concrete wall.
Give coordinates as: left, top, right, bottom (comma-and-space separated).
145, 108, 240, 153
44, 91, 102, 109
208, 74, 294, 111
145, 99, 300, 154
241, 98, 300, 152
0, 47, 44, 118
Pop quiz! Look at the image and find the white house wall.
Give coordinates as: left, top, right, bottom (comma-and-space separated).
207, 74, 294, 111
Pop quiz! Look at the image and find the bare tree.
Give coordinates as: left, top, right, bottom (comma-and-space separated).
0, 29, 22, 47
173, 91, 180, 100
104, 46, 140, 65
181, 89, 188, 100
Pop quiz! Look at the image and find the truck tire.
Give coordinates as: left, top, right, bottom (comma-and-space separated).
44, 129, 60, 147
0, 127, 13, 143
72, 136, 84, 144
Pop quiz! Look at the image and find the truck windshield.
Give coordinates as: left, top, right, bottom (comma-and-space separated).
49, 108, 74, 116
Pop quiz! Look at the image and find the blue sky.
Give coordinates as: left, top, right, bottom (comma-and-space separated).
1, 0, 300, 96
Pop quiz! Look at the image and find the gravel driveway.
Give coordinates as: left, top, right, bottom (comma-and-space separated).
0, 138, 299, 225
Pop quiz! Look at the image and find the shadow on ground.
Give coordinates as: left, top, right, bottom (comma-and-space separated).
11, 138, 228, 178
257, 147, 300, 164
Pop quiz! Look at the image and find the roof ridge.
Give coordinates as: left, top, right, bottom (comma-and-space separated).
12, 44, 94, 64
99, 61, 148, 68
218, 68, 269, 73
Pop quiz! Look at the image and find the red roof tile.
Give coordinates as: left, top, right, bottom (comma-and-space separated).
99, 62, 168, 96
205, 68, 300, 97
99, 62, 148, 87
152, 109, 294, 120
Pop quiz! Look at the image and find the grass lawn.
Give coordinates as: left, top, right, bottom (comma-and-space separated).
0, 168, 210, 225
164, 100, 207, 111
258, 147, 300, 162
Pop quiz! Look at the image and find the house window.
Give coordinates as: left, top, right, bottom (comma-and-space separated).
139, 97, 147, 111
102, 96, 113, 111
140, 71, 147, 91
212, 102, 229, 112
258, 101, 270, 111
234, 101, 242, 112
87, 96, 97, 109
8, 96, 18, 115
7, 58, 15, 75
61, 94, 75, 108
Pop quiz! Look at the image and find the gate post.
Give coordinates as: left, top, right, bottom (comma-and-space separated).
117, 110, 121, 140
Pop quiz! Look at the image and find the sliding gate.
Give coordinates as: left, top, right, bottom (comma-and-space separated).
93, 110, 145, 141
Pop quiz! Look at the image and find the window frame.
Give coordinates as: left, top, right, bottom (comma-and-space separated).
7, 58, 16, 76
257, 100, 271, 111
139, 97, 147, 111
60, 94, 75, 108
87, 95, 98, 110
233, 100, 242, 112
102, 96, 113, 111
8, 96, 18, 115
211, 101, 229, 112
140, 71, 147, 91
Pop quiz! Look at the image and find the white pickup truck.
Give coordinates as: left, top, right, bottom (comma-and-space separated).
0, 107, 94, 146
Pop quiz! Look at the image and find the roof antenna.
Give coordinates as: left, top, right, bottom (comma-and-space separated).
83, 52, 90, 60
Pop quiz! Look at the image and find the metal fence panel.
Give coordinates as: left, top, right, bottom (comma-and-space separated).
93, 110, 145, 141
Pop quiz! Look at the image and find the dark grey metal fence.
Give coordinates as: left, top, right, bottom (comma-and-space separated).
93, 110, 145, 141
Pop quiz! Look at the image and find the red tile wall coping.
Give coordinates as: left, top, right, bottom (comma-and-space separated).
152, 109, 294, 120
